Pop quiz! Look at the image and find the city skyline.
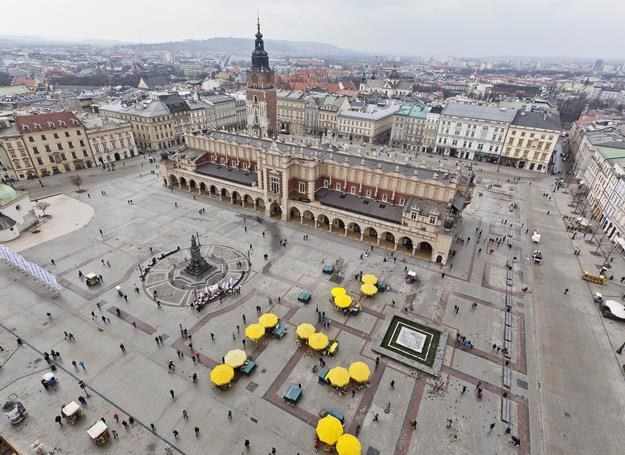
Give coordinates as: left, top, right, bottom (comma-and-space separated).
1, 0, 624, 59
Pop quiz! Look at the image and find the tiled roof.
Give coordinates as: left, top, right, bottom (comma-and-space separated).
442, 102, 516, 122
15, 112, 82, 134
511, 111, 561, 132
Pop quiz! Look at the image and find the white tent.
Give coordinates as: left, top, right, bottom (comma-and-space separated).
604, 300, 625, 320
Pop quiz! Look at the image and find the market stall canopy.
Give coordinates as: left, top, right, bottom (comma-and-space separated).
87, 420, 108, 439
348, 361, 371, 383
245, 323, 266, 341
360, 283, 378, 296
336, 433, 362, 455
335, 294, 353, 309
316, 415, 344, 445
259, 313, 279, 328
331, 287, 347, 297
308, 332, 329, 351
210, 364, 235, 386
361, 274, 378, 285
62, 401, 81, 417
327, 366, 350, 388
604, 300, 625, 320
224, 349, 247, 368
296, 323, 316, 339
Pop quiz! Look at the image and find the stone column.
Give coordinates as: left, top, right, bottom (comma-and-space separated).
394, 240, 399, 251
300, 214, 304, 224
344, 226, 348, 237
412, 245, 417, 256
328, 222, 332, 232
314, 217, 318, 228
376, 236, 381, 246
230, 195, 235, 204
360, 232, 364, 241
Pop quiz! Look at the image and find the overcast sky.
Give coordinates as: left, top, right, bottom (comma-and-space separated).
4, 0, 624, 58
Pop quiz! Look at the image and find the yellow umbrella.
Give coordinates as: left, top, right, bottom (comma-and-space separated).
331, 287, 346, 298
308, 332, 329, 351
327, 366, 350, 388
258, 313, 279, 328
224, 349, 247, 368
316, 415, 343, 445
360, 283, 378, 296
348, 361, 371, 383
245, 323, 265, 341
334, 294, 352, 309
361, 274, 378, 285
210, 364, 235, 386
296, 323, 316, 339
336, 434, 362, 455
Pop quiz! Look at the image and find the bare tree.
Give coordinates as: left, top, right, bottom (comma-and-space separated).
69, 174, 83, 191
333, 257, 347, 278
35, 201, 50, 216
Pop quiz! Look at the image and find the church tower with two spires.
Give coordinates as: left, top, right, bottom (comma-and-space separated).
246, 17, 277, 138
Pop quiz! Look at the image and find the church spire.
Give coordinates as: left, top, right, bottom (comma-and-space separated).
251, 14, 270, 71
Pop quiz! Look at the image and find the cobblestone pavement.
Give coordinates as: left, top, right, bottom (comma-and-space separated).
1, 155, 625, 455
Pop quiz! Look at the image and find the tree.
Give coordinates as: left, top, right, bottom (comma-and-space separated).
35, 201, 50, 217
70, 175, 83, 191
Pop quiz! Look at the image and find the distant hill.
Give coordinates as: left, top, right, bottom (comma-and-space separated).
124, 37, 364, 57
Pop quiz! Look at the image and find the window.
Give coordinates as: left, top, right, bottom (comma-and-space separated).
33, 146, 39, 154
365, 190, 372, 198
37, 157, 43, 165
381, 193, 387, 202
53, 133, 59, 139
298, 182, 306, 193
41, 134, 46, 140
350, 186, 356, 194
76, 130, 81, 135
269, 175, 280, 194
61, 153, 67, 161
335, 182, 341, 191
57, 143, 63, 150
45, 145, 51, 153
429, 216, 437, 224
71, 152, 77, 159
28, 136, 34, 142
68, 141, 74, 148
410, 210, 417, 220
65, 131, 70, 137
398, 197, 405, 206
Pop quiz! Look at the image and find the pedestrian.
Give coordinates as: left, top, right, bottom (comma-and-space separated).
170, 389, 175, 399
352, 390, 356, 398
446, 418, 452, 429
124, 294, 128, 302
172, 430, 179, 439
228, 410, 232, 419
375, 356, 380, 369
476, 381, 481, 390
373, 413, 379, 422
461, 385, 467, 394
390, 380, 395, 389
120, 343, 126, 353
564, 288, 569, 295
489, 422, 495, 432
210, 332, 215, 340
244, 439, 250, 448
505, 426, 511, 434
55, 415, 63, 426
113, 413, 119, 423
411, 420, 417, 429
194, 426, 200, 437
72, 360, 78, 369
192, 373, 198, 383
101, 316, 107, 323
122, 420, 129, 429
79, 360, 86, 371
78, 396, 87, 405
182, 410, 188, 420
51, 259, 56, 266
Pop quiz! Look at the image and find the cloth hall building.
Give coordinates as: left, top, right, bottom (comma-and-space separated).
160, 131, 474, 264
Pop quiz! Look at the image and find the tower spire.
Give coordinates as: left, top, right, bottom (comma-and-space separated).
257, 10, 260, 34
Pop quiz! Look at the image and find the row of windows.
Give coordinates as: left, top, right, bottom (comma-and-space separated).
31, 140, 86, 154
28, 130, 81, 142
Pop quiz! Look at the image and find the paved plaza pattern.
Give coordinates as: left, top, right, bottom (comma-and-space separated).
2, 155, 625, 454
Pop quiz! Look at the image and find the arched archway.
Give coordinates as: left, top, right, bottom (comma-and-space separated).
179, 177, 188, 191
436, 255, 444, 263
317, 214, 330, 229
221, 188, 230, 200
199, 182, 207, 195
302, 210, 315, 226
347, 222, 361, 240
231, 191, 242, 206
289, 207, 301, 222
269, 202, 282, 218
330, 218, 345, 233
398, 236, 414, 254
379, 231, 396, 249
189, 179, 198, 193
169, 175, 179, 187
243, 194, 255, 209
210, 185, 218, 196
255, 198, 265, 213
415, 241, 433, 260
363, 227, 378, 244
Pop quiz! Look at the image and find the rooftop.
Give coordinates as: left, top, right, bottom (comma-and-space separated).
195, 161, 258, 186
512, 110, 562, 132
339, 105, 400, 121
199, 131, 456, 182
396, 104, 430, 119
315, 188, 404, 224
15, 112, 82, 134
442, 102, 517, 123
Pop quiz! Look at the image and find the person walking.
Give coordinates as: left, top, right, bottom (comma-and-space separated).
390, 380, 395, 389
79, 360, 86, 371
113, 413, 119, 423
227, 410, 232, 419
150, 423, 156, 432
72, 360, 78, 369
172, 430, 179, 439
244, 439, 250, 449
122, 420, 129, 429
182, 410, 188, 420
489, 422, 495, 432
170, 389, 175, 399
119, 343, 126, 353
194, 426, 200, 437
564, 288, 569, 295
373, 413, 379, 422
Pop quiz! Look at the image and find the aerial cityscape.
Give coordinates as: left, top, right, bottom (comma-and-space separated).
1, 1, 625, 454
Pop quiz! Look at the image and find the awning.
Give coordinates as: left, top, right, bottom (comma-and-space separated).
604, 300, 625, 320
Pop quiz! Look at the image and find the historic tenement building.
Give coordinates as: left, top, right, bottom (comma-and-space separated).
246, 19, 277, 138
160, 131, 474, 264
